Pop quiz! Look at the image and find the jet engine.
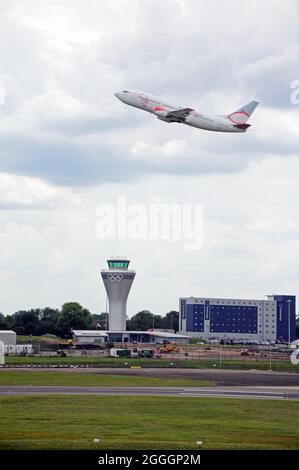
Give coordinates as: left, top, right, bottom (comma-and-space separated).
153, 108, 171, 122
154, 108, 168, 117
157, 115, 171, 122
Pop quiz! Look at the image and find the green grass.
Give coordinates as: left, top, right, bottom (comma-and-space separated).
0, 395, 298, 449
4, 355, 299, 372
0, 371, 214, 387
17, 335, 64, 344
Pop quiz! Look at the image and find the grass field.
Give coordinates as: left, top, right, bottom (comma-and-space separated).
17, 335, 64, 344
4, 355, 299, 372
0, 371, 214, 387
0, 395, 298, 450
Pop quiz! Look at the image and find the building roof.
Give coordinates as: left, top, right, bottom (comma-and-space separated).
0, 330, 16, 334
180, 296, 285, 303
103, 330, 190, 339
72, 329, 189, 339
72, 330, 108, 337
146, 331, 189, 339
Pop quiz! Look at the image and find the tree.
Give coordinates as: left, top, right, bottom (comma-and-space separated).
91, 313, 108, 330
3, 315, 14, 329
126, 310, 179, 331
162, 311, 179, 332
39, 307, 60, 322
56, 302, 92, 337
126, 310, 156, 331
10, 310, 40, 335
0, 313, 8, 329
35, 308, 60, 335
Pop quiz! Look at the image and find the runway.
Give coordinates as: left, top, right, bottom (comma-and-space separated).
1, 385, 299, 400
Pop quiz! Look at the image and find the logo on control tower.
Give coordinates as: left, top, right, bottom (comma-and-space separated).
108, 273, 123, 282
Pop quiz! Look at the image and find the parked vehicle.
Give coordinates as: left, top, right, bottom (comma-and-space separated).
57, 349, 67, 357
138, 349, 154, 358
110, 348, 131, 358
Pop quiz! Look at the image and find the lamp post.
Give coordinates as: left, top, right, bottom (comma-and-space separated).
287, 299, 291, 344
219, 341, 222, 369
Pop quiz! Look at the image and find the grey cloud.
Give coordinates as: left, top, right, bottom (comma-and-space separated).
1, 0, 299, 318
0, 134, 144, 186
0, 0, 298, 189
1, 101, 299, 187
0, 133, 226, 186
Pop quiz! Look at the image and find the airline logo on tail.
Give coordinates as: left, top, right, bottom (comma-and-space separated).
227, 101, 259, 130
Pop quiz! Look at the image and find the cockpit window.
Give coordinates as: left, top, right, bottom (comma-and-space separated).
122, 90, 129, 93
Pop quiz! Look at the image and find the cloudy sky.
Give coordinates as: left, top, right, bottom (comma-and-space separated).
1, 0, 299, 317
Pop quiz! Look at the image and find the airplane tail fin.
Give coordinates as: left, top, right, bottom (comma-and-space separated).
227, 100, 259, 125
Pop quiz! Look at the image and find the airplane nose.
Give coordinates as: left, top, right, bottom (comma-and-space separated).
114, 91, 121, 99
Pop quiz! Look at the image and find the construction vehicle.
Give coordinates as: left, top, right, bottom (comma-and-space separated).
158, 343, 180, 353
240, 348, 255, 357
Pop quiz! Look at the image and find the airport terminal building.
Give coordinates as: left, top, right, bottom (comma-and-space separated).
72, 330, 189, 346
179, 295, 296, 343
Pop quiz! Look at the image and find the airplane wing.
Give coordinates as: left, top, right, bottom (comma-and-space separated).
166, 107, 194, 122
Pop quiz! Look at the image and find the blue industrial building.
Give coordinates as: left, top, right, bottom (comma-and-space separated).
179, 295, 296, 343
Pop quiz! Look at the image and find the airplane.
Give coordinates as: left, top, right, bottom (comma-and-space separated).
114, 90, 259, 133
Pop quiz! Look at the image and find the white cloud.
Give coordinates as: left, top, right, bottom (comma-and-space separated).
0, 1, 299, 316
0, 172, 80, 208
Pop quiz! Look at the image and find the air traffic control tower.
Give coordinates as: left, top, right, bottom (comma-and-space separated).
101, 257, 136, 330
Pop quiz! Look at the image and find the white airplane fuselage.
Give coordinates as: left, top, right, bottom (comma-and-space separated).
115, 90, 258, 133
